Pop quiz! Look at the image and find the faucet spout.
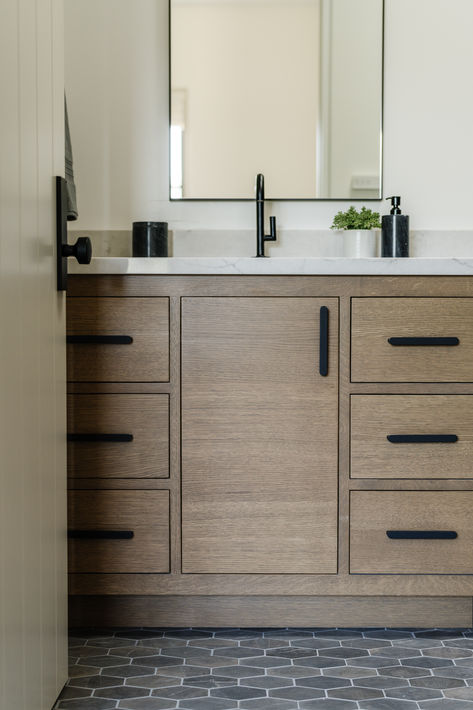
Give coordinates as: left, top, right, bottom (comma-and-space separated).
255, 173, 277, 257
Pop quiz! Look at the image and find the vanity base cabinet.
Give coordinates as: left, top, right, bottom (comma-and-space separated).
181, 297, 339, 574
67, 275, 473, 628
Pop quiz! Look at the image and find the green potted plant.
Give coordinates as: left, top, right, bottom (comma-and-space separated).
331, 206, 381, 257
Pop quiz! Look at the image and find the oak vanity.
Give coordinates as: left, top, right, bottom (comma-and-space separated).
67, 259, 473, 628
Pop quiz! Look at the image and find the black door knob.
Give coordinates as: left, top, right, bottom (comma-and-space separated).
62, 236, 92, 264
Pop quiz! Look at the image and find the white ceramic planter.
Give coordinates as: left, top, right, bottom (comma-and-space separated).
343, 229, 378, 258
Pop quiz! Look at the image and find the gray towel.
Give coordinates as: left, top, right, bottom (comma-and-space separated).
65, 96, 78, 221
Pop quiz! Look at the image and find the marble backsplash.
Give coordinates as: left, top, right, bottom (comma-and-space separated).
68, 229, 473, 259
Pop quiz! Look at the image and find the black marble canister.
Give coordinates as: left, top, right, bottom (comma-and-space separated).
132, 221, 168, 257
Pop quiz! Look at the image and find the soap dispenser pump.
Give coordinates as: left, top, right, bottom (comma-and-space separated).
381, 196, 409, 257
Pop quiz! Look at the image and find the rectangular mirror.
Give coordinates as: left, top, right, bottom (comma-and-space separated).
170, 0, 384, 200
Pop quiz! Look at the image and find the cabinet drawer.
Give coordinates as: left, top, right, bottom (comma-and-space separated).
350, 491, 473, 574
351, 395, 473, 479
68, 490, 169, 573
352, 298, 473, 382
67, 298, 169, 382
68, 394, 169, 479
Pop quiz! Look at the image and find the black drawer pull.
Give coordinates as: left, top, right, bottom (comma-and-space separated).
388, 337, 459, 347
387, 434, 458, 444
67, 433, 133, 443
319, 306, 329, 377
386, 530, 457, 540
67, 335, 133, 345
68, 530, 134, 540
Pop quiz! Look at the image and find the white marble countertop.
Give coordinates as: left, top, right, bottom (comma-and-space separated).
69, 256, 473, 276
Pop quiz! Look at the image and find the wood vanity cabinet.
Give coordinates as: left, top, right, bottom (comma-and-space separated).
181, 297, 338, 574
66, 276, 473, 629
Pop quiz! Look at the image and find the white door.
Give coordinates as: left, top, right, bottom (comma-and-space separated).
0, 1, 68, 709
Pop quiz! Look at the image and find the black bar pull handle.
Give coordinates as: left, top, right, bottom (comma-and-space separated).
67, 335, 133, 345
319, 306, 329, 377
387, 434, 458, 444
388, 337, 459, 347
68, 530, 134, 540
67, 433, 133, 443
386, 530, 457, 540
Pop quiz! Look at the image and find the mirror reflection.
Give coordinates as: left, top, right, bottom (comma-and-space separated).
171, 0, 383, 200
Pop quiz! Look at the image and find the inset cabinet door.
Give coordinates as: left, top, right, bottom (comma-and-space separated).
181, 297, 339, 574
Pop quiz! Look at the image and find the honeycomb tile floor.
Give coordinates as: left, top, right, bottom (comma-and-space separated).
55, 628, 473, 710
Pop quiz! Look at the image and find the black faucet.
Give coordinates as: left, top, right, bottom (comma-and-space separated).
255, 173, 277, 257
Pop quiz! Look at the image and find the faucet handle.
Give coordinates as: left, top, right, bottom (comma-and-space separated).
265, 216, 277, 243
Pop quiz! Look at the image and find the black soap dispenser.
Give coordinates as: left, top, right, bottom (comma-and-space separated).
381, 196, 409, 257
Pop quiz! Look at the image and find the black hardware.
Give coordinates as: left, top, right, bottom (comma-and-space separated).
386, 530, 457, 540
388, 337, 459, 346
56, 176, 92, 291
319, 306, 329, 377
255, 174, 277, 257
68, 530, 134, 540
68, 433, 133, 443
387, 434, 458, 444
66, 335, 133, 345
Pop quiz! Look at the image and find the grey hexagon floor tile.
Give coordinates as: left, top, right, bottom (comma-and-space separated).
104, 664, 158, 678
269, 686, 326, 701
152, 686, 208, 700
186, 656, 240, 668
69, 645, 109, 657
322, 666, 374, 679
266, 647, 319, 659
125, 676, 180, 689
410, 675, 466, 689
296, 657, 346, 669
242, 655, 292, 668
391, 639, 443, 649
444, 686, 473, 700
418, 701, 473, 709
341, 640, 392, 650
210, 686, 267, 700
367, 647, 421, 659
155, 665, 210, 678
268, 666, 323, 679
68, 665, 98, 678
296, 676, 351, 689
357, 701, 418, 710
178, 698, 238, 709
423, 646, 473, 659
78, 654, 130, 667
298, 700, 357, 709
117, 699, 177, 710
182, 674, 237, 689
164, 630, 213, 640
214, 630, 262, 640
243, 675, 294, 689
415, 630, 465, 639
445, 640, 473, 649
319, 647, 369, 659
401, 656, 453, 668
239, 699, 298, 710
95, 686, 151, 700
350, 656, 401, 669
313, 630, 364, 640
214, 646, 265, 658
382, 665, 432, 679
291, 639, 342, 650
58, 700, 118, 710
363, 631, 413, 640
57, 686, 93, 701
433, 666, 473, 679
115, 631, 164, 640
385, 686, 442, 701
68, 675, 124, 689
243, 637, 291, 649
131, 655, 184, 667
353, 676, 409, 690
264, 630, 314, 640
207, 665, 265, 678
327, 687, 384, 701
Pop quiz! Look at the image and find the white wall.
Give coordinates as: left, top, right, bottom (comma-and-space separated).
66, 0, 473, 231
